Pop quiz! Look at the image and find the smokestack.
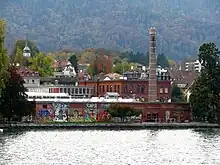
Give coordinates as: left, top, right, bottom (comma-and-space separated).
148, 27, 157, 102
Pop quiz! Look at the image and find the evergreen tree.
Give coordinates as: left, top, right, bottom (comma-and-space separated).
157, 53, 170, 68
68, 53, 78, 73
171, 84, 185, 102
0, 66, 33, 121
189, 43, 220, 123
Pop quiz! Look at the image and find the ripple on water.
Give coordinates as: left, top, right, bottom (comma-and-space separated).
0, 129, 220, 165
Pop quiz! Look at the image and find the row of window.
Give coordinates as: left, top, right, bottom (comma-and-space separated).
24, 79, 39, 84
95, 85, 121, 93
50, 88, 93, 95
159, 88, 169, 94
94, 84, 169, 94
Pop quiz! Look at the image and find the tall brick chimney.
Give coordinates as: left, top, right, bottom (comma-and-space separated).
148, 27, 157, 102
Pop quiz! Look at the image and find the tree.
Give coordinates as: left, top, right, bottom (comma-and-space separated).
112, 61, 134, 75
29, 52, 53, 77
0, 20, 9, 94
14, 47, 23, 66
68, 53, 78, 73
171, 84, 185, 102
12, 40, 39, 58
107, 105, 140, 122
189, 43, 220, 123
157, 53, 170, 68
0, 66, 33, 121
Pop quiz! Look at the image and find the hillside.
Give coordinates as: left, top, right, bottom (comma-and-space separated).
1, 0, 220, 59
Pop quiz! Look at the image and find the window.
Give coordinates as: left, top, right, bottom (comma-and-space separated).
60, 88, 63, 93
64, 88, 67, 93
99, 85, 102, 93
117, 85, 120, 92
42, 104, 47, 109
68, 88, 71, 94
160, 88, 163, 94
79, 88, 82, 94
107, 85, 109, 92
103, 85, 105, 93
32, 79, 35, 84
110, 85, 112, 92
137, 85, 140, 93
75, 88, 78, 94
114, 85, 117, 92
83, 88, 86, 94
124, 85, 128, 93
164, 88, 168, 94
87, 88, 90, 94
141, 85, 145, 94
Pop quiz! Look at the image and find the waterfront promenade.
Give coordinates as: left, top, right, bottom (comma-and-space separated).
0, 122, 219, 130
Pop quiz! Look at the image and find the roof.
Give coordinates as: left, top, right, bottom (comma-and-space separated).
17, 68, 39, 77
168, 68, 198, 88
26, 92, 70, 97
23, 46, 30, 51
27, 97, 139, 103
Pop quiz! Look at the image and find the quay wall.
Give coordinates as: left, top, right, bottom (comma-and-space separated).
0, 123, 219, 131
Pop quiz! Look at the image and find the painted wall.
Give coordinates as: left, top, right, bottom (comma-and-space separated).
35, 102, 190, 123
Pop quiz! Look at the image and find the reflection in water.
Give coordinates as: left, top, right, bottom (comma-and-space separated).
0, 129, 220, 165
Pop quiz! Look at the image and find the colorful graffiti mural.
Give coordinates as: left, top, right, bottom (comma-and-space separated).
53, 102, 68, 122
37, 103, 112, 123
68, 108, 84, 122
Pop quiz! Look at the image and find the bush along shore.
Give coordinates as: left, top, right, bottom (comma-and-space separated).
0, 122, 220, 131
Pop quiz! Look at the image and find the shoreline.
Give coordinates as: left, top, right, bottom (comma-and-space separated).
0, 122, 220, 131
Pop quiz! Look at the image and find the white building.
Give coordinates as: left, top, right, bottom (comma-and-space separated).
185, 60, 202, 72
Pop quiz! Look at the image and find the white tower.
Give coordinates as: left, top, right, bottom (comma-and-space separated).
23, 34, 31, 57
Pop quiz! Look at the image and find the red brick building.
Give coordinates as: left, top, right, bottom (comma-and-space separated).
79, 79, 171, 102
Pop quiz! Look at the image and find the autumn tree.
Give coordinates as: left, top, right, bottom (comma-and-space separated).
29, 52, 53, 77
14, 47, 23, 66
113, 61, 136, 75
0, 66, 33, 121
0, 20, 9, 94
189, 43, 220, 123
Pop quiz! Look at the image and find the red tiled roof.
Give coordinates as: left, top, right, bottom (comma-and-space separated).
17, 68, 39, 77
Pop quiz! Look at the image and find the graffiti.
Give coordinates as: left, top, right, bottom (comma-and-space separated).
84, 103, 98, 122
52, 102, 69, 122
68, 109, 84, 122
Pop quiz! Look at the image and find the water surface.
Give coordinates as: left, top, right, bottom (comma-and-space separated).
0, 129, 220, 165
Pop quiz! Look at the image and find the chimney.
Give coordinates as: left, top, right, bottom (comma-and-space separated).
148, 27, 157, 102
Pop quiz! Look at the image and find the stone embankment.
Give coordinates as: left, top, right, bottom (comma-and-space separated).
0, 122, 219, 131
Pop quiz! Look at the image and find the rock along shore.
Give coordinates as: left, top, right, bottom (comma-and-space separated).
0, 122, 220, 131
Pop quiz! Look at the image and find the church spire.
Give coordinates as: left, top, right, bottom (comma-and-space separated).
23, 33, 31, 57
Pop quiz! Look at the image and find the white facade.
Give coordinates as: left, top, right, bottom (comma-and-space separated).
185, 60, 202, 72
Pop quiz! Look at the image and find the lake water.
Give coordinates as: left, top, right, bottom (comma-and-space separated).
0, 129, 220, 165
